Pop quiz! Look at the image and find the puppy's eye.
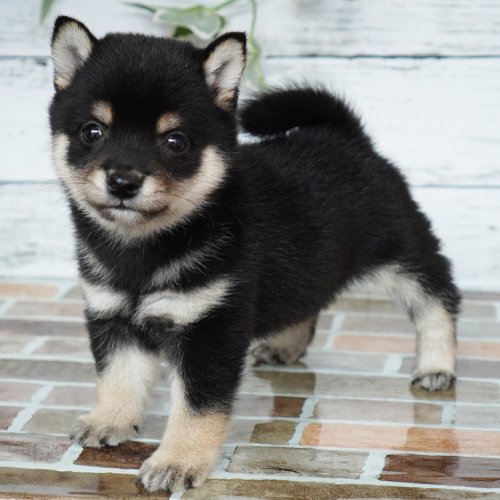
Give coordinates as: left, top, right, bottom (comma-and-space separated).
81, 123, 103, 144
166, 133, 188, 153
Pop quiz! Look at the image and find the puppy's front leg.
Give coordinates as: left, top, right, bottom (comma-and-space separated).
136, 316, 248, 492
137, 374, 230, 492
71, 320, 161, 447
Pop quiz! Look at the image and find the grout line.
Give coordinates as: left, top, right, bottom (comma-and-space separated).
323, 313, 346, 351
57, 443, 83, 465
7, 385, 54, 432
0, 353, 93, 363
18, 336, 48, 355
288, 396, 318, 445
381, 354, 403, 374
1, 314, 85, 323
359, 450, 387, 481
0, 298, 17, 316
441, 404, 457, 426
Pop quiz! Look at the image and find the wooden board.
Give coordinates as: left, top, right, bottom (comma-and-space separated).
1, 56, 498, 187
1, 0, 500, 57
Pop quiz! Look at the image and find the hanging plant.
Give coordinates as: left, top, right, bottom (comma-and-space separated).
127, 0, 267, 89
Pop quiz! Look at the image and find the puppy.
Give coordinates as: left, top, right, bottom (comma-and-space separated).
49, 16, 460, 492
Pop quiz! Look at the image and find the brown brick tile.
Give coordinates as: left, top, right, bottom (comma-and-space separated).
327, 298, 401, 315
0, 467, 170, 498
61, 286, 83, 300
313, 399, 442, 425
0, 283, 58, 299
300, 351, 387, 372
342, 314, 414, 333
460, 303, 497, 319
335, 334, 500, 359
242, 371, 500, 403
301, 423, 500, 456
75, 440, 157, 469
22, 408, 82, 434
43, 386, 168, 413
308, 332, 329, 349
0, 359, 95, 382
35, 338, 92, 357
0, 319, 86, 337
234, 395, 305, 418
0, 333, 36, 354
0, 433, 70, 463
458, 320, 500, 338
183, 478, 500, 499
7, 301, 84, 318
249, 420, 296, 444
380, 454, 500, 488
0, 382, 42, 402
316, 313, 333, 329
43, 386, 96, 407
400, 356, 500, 379
0, 406, 21, 429
227, 445, 367, 479
455, 405, 500, 429
463, 292, 500, 301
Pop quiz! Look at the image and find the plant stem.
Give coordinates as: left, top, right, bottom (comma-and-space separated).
213, 0, 239, 11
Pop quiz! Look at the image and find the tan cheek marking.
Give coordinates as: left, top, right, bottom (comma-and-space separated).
156, 112, 181, 135
92, 101, 114, 126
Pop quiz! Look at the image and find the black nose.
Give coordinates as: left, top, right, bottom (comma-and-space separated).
107, 172, 143, 199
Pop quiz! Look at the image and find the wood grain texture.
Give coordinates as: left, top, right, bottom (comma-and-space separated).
1, 56, 498, 186
1, 0, 500, 57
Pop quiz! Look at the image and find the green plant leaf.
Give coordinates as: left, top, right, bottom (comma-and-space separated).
153, 5, 226, 39
40, 0, 56, 24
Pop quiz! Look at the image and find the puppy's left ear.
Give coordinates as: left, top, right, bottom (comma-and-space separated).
202, 32, 246, 111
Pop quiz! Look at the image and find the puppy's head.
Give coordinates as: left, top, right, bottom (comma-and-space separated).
49, 16, 246, 240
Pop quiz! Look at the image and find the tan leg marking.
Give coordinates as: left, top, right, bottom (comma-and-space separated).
349, 264, 457, 391
71, 346, 160, 447
251, 316, 317, 366
137, 375, 229, 492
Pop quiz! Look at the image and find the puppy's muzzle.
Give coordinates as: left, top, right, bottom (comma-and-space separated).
107, 172, 144, 200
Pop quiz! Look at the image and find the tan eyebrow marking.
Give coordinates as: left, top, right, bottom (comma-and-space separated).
156, 112, 181, 135
91, 101, 114, 126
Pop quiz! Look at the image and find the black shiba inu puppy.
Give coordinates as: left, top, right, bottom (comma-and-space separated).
49, 16, 460, 492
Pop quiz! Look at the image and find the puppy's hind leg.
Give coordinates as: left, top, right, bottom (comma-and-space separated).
251, 315, 317, 365
363, 264, 459, 391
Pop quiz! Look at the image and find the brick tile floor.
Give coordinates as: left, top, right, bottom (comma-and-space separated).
0, 280, 500, 498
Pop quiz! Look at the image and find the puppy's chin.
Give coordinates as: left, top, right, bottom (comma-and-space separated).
97, 205, 169, 225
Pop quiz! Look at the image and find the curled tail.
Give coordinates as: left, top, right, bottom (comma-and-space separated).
239, 86, 365, 138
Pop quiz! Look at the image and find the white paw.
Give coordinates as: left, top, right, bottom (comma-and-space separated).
411, 371, 456, 391
251, 344, 305, 365
70, 413, 139, 447
135, 448, 215, 492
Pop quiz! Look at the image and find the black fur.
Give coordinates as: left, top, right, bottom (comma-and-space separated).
49, 17, 460, 491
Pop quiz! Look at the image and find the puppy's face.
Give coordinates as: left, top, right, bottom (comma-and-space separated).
49, 17, 246, 240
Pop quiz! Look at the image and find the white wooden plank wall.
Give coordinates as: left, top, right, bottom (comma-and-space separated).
0, 0, 498, 290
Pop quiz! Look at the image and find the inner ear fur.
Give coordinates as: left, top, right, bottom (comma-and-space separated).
202, 32, 247, 111
51, 16, 97, 91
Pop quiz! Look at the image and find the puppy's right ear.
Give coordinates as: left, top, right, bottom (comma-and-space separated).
51, 16, 97, 91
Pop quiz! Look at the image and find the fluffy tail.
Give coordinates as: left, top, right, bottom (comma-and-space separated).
239, 86, 365, 138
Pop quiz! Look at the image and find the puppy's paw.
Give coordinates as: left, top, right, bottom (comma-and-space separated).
135, 449, 213, 492
251, 344, 304, 365
70, 413, 139, 447
411, 371, 456, 391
